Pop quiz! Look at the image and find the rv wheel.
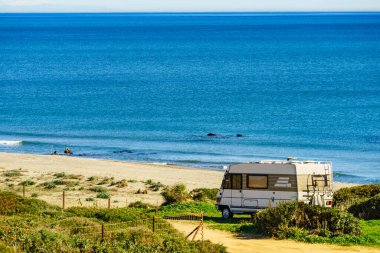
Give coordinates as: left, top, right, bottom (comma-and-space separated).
222, 208, 233, 219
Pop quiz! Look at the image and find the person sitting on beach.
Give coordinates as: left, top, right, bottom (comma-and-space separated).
64, 147, 72, 155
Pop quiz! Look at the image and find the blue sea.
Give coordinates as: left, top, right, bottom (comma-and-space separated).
0, 13, 379, 184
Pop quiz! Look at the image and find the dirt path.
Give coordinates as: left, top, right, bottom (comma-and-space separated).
169, 221, 378, 253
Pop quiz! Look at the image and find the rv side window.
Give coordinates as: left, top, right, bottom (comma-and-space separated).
247, 175, 268, 189
231, 174, 242, 189
223, 174, 242, 189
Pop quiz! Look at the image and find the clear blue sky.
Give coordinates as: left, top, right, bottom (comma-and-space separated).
0, 0, 379, 12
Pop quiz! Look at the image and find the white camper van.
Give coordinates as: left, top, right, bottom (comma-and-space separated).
215, 159, 333, 218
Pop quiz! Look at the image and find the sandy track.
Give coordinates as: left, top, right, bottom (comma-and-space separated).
169, 221, 378, 253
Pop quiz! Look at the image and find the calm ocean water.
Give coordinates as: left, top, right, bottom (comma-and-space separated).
0, 13, 379, 183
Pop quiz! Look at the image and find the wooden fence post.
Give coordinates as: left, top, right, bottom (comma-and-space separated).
155, 206, 158, 216
101, 224, 105, 240
108, 198, 111, 209
62, 191, 65, 209
22, 184, 25, 197
152, 216, 155, 233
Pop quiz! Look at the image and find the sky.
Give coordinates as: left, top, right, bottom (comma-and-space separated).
0, 0, 380, 12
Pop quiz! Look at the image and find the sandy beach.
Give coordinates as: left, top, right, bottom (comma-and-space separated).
0, 152, 357, 208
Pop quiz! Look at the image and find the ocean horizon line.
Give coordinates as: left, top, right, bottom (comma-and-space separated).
1, 11, 380, 15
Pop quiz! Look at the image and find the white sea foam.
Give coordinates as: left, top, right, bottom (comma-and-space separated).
0, 140, 23, 146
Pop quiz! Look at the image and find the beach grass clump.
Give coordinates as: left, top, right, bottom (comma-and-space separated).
96, 192, 110, 199
53, 172, 65, 178
135, 189, 148, 194
145, 179, 165, 191
89, 186, 107, 193
19, 180, 35, 186
85, 197, 94, 202
190, 188, 218, 202
334, 184, 380, 209
127, 179, 137, 183
44, 182, 57, 189
114, 179, 128, 188
161, 183, 190, 205
128, 201, 154, 209
253, 201, 362, 238
97, 177, 114, 185
3, 170, 22, 177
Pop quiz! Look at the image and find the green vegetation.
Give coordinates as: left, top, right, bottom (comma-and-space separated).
127, 179, 137, 183
253, 201, 362, 237
348, 194, 380, 219
145, 179, 165, 191
43, 183, 56, 189
19, 180, 35, 186
161, 183, 190, 205
53, 172, 65, 178
96, 192, 110, 199
334, 184, 380, 209
128, 201, 154, 209
334, 184, 380, 220
89, 186, 107, 193
0, 190, 225, 253
190, 188, 218, 202
3, 170, 22, 177
114, 179, 128, 188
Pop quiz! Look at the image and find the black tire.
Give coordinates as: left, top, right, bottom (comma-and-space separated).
221, 207, 233, 219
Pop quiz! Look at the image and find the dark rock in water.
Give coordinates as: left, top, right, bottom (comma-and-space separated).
113, 149, 133, 154
207, 133, 217, 136
236, 134, 243, 137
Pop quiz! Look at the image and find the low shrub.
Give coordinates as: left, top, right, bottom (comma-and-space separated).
53, 172, 65, 178
334, 184, 380, 209
144, 179, 165, 191
348, 194, 380, 219
0, 191, 58, 215
19, 180, 35, 186
89, 186, 107, 193
135, 189, 148, 194
44, 183, 56, 189
253, 201, 362, 238
115, 179, 128, 188
190, 188, 218, 201
161, 183, 190, 205
128, 201, 154, 209
3, 170, 22, 177
96, 192, 110, 199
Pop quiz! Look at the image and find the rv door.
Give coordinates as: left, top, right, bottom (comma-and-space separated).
229, 174, 243, 208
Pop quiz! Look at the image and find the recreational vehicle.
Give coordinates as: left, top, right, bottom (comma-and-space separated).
215, 159, 333, 218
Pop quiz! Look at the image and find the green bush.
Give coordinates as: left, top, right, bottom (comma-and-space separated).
253, 201, 362, 238
161, 183, 190, 205
0, 191, 58, 215
96, 192, 110, 199
53, 172, 65, 178
190, 188, 218, 201
44, 183, 56, 189
89, 186, 107, 193
19, 180, 35, 186
3, 170, 22, 177
334, 184, 380, 209
128, 201, 154, 209
348, 194, 380, 220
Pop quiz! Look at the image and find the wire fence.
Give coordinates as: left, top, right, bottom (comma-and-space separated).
0, 215, 203, 242
2, 186, 206, 242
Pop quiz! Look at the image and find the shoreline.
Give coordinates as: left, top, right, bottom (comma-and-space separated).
0, 152, 359, 207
